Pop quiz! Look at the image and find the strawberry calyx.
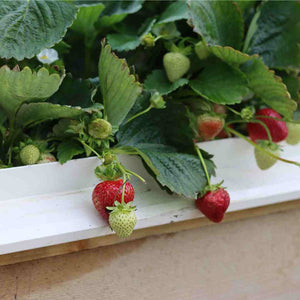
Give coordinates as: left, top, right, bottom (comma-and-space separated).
199, 181, 225, 198
256, 140, 281, 152
107, 201, 136, 214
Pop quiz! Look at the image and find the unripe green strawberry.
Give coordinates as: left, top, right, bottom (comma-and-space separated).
141, 33, 155, 48
286, 122, 300, 145
37, 153, 56, 164
20, 145, 40, 165
254, 141, 280, 170
195, 41, 210, 60
163, 52, 190, 83
108, 202, 137, 238
88, 119, 112, 139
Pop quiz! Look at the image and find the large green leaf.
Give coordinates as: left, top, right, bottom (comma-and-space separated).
157, 1, 189, 24
280, 74, 300, 102
144, 70, 188, 95
0, 66, 62, 118
241, 58, 297, 119
71, 4, 105, 48
137, 144, 214, 198
0, 0, 77, 60
207, 46, 297, 118
118, 95, 194, 152
188, 0, 243, 49
117, 95, 215, 198
98, 44, 142, 127
244, 1, 300, 71
16, 103, 84, 127
190, 61, 249, 105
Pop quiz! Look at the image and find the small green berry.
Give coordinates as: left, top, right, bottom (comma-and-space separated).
150, 92, 166, 109
88, 119, 112, 139
20, 145, 40, 165
254, 141, 280, 170
141, 33, 155, 48
195, 41, 210, 60
286, 122, 300, 145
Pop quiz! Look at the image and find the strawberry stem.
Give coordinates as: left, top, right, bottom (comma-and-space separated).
226, 127, 300, 167
124, 105, 153, 125
78, 139, 103, 160
194, 144, 211, 188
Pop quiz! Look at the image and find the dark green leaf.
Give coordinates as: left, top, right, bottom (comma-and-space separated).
57, 140, 85, 164
188, 0, 243, 49
118, 95, 194, 152
0, 0, 77, 60
98, 44, 142, 127
244, 1, 300, 71
190, 61, 249, 105
157, 1, 189, 24
280, 74, 300, 102
136, 144, 214, 198
50, 75, 96, 108
144, 70, 188, 95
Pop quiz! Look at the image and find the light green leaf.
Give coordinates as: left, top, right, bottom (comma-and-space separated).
16, 103, 84, 127
71, 4, 105, 47
57, 140, 85, 164
210, 45, 251, 67
157, 1, 189, 24
0, 66, 62, 119
136, 144, 214, 198
144, 70, 188, 95
241, 58, 297, 119
188, 0, 243, 49
0, 0, 78, 60
190, 61, 249, 105
99, 44, 142, 127
244, 1, 300, 71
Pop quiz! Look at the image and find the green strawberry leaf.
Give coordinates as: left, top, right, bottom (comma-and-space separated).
99, 44, 142, 127
280, 73, 300, 102
117, 94, 215, 198
135, 144, 215, 199
15, 103, 84, 127
144, 69, 188, 95
157, 1, 189, 24
244, 1, 300, 71
188, 0, 244, 49
0, 66, 62, 119
95, 0, 144, 30
190, 61, 249, 105
107, 18, 156, 51
241, 57, 297, 119
71, 4, 105, 48
57, 140, 85, 164
210, 45, 251, 67
0, 0, 77, 60
50, 75, 97, 108
117, 93, 194, 152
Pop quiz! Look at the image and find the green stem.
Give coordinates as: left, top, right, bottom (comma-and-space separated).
226, 127, 300, 167
226, 106, 241, 116
78, 139, 103, 160
124, 105, 153, 125
194, 144, 211, 188
226, 119, 273, 143
125, 168, 146, 183
121, 174, 126, 205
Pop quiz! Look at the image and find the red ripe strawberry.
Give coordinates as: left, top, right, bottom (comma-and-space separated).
197, 114, 224, 141
92, 179, 134, 221
196, 188, 230, 223
247, 108, 288, 143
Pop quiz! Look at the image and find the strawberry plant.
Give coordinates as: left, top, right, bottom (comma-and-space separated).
0, 0, 299, 234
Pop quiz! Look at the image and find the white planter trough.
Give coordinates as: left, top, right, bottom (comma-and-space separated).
0, 138, 300, 258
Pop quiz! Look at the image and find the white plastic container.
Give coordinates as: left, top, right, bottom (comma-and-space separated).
0, 138, 299, 255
